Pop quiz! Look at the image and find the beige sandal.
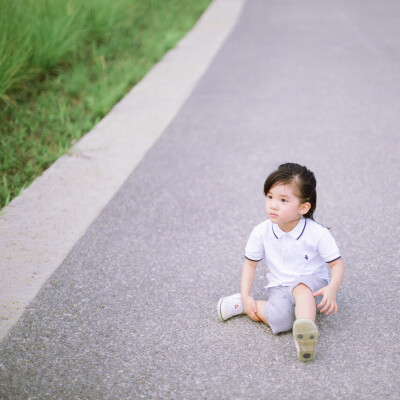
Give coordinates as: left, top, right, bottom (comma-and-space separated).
293, 319, 318, 362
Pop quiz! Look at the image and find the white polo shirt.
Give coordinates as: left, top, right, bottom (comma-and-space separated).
244, 218, 341, 288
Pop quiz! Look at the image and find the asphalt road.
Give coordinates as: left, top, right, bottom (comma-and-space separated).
1, 0, 399, 398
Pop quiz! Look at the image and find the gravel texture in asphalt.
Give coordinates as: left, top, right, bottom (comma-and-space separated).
1, 0, 399, 399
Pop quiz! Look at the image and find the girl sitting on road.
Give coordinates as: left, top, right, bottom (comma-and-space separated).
217, 163, 345, 362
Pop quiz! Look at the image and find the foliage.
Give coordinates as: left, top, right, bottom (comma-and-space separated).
0, 0, 212, 208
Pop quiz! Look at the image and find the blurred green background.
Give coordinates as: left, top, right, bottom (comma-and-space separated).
0, 0, 212, 209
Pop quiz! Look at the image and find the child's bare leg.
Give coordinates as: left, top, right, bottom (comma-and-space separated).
254, 300, 270, 326
292, 283, 316, 321
292, 284, 318, 362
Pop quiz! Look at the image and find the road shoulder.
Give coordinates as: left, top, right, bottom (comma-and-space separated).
0, 0, 246, 342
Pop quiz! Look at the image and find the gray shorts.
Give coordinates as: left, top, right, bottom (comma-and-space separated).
264, 275, 328, 335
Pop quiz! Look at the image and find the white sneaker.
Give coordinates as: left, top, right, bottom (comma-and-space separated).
217, 293, 244, 321
293, 319, 318, 362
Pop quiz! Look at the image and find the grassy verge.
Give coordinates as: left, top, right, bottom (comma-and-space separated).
0, 0, 212, 209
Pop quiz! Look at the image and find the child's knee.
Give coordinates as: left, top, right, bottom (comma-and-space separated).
292, 283, 312, 297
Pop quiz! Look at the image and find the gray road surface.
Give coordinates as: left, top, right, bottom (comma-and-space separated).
1, 0, 400, 398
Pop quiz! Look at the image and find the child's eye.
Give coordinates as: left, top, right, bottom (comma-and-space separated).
281, 199, 287, 203
267, 195, 272, 199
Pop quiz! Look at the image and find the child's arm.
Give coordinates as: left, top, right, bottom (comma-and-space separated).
241, 258, 261, 322
313, 258, 345, 315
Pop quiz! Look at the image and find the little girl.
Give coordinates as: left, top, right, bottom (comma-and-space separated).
217, 163, 345, 362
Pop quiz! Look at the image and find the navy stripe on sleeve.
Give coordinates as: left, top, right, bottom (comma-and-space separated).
326, 256, 341, 264
245, 255, 263, 262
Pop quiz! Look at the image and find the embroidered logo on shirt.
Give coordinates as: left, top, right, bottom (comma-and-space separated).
304, 255, 309, 260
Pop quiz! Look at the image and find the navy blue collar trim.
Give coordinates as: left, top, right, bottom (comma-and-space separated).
271, 218, 307, 240
297, 218, 307, 240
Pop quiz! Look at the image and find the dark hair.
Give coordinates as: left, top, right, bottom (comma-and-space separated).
263, 163, 317, 220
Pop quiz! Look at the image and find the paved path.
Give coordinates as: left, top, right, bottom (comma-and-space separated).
0, 0, 244, 341
1, 0, 400, 398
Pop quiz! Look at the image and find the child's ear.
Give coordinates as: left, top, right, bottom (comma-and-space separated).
299, 202, 311, 215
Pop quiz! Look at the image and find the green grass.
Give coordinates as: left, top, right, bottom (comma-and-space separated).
0, 0, 212, 209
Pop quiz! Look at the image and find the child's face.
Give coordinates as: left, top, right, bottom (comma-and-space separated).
265, 182, 310, 232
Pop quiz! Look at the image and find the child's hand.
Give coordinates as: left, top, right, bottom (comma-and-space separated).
242, 295, 261, 322
313, 284, 338, 315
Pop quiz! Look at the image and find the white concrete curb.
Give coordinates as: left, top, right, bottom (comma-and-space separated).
0, 0, 245, 342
